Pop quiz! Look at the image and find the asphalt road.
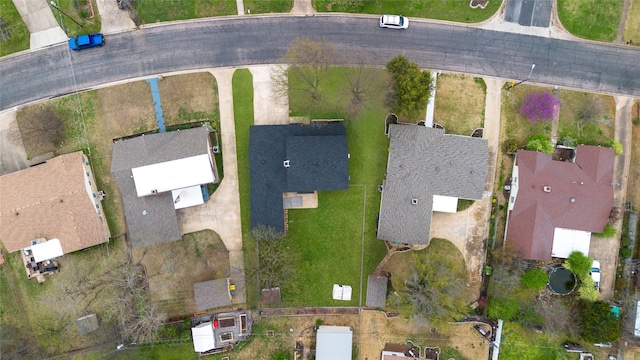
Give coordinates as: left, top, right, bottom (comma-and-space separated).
1, 15, 639, 111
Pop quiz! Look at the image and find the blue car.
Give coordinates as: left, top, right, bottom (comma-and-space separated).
68, 33, 104, 51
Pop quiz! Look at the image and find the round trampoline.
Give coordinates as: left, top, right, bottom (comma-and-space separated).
548, 267, 577, 295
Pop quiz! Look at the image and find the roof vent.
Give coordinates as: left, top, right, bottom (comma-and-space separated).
411, 198, 419, 205
570, 197, 576, 203
543, 186, 551, 193
142, 210, 148, 216
151, 189, 158, 195
283, 160, 291, 168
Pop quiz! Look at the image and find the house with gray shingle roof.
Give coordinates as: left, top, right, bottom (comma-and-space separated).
505, 146, 614, 261
111, 127, 216, 248
249, 123, 349, 233
377, 124, 488, 245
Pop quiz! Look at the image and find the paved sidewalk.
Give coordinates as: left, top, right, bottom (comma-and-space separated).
95, 0, 136, 34
430, 77, 504, 303
12, 0, 67, 48
291, 0, 315, 14
236, 0, 245, 16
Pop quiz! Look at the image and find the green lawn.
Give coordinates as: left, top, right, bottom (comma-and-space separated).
54, 0, 101, 37
244, 0, 293, 14
314, 0, 502, 23
557, 0, 624, 42
0, 0, 30, 56
499, 322, 576, 360
133, 0, 238, 24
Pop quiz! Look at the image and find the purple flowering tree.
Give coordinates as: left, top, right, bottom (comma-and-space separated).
519, 92, 560, 123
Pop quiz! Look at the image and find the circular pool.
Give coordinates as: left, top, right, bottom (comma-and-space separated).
548, 267, 576, 295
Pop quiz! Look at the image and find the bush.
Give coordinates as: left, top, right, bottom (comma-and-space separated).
578, 277, 599, 301
579, 301, 621, 342
502, 138, 520, 153
621, 235, 632, 248
633, 117, 640, 125
593, 223, 617, 238
559, 135, 576, 147
520, 268, 548, 290
620, 247, 632, 259
564, 251, 593, 280
519, 92, 560, 123
315, 319, 323, 326
605, 140, 623, 155
525, 134, 554, 154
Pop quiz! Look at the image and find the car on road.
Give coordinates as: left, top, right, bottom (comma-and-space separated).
379, 15, 409, 29
590, 260, 601, 291
68, 33, 104, 51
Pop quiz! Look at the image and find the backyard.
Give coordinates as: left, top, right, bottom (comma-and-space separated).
314, 0, 501, 23
5, 74, 221, 355
236, 66, 390, 308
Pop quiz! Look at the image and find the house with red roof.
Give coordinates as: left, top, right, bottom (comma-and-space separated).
504, 145, 615, 261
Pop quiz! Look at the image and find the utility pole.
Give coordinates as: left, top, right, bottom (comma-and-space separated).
49, 1, 83, 29
508, 64, 536, 89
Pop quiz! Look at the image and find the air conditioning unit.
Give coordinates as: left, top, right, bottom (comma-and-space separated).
212, 146, 220, 153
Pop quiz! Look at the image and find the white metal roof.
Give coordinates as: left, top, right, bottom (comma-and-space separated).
131, 154, 214, 197
192, 322, 216, 353
432, 195, 458, 213
551, 227, 591, 259
332, 284, 352, 301
31, 238, 64, 262
635, 301, 640, 337
316, 326, 352, 360
172, 186, 205, 210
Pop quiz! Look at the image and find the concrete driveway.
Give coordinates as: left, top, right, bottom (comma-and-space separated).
95, 0, 136, 34
12, 0, 67, 48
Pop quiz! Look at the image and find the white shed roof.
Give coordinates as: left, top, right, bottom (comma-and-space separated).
432, 195, 458, 213
31, 238, 64, 262
551, 227, 591, 259
192, 322, 216, 353
132, 154, 214, 197
172, 186, 205, 210
316, 326, 352, 360
635, 301, 640, 337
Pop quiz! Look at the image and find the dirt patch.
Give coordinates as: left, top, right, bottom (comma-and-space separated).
360, 310, 490, 360
135, 229, 229, 318
434, 74, 485, 136
157, 72, 219, 126
628, 100, 640, 209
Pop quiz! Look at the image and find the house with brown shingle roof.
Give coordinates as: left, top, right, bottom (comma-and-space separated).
0, 152, 110, 255
504, 145, 615, 261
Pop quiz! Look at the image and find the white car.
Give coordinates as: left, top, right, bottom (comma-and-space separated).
379, 15, 409, 29
590, 260, 601, 291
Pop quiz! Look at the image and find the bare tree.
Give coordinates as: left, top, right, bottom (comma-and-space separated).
273, 37, 338, 114
17, 105, 64, 152
252, 225, 291, 290
0, 325, 42, 360
341, 51, 378, 119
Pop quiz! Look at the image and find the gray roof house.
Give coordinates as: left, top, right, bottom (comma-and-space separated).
111, 127, 216, 248
249, 123, 349, 233
316, 325, 353, 360
378, 124, 488, 245
194, 278, 232, 311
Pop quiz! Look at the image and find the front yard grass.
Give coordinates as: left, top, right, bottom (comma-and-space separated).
243, 0, 293, 14
54, 0, 101, 37
157, 72, 220, 127
314, 0, 502, 23
557, 0, 623, 42
133, 0, 238, 24
434, 74, 486, 135
556, 90, 615, 145
623, 0, 640, 46
0, 0, 30, 56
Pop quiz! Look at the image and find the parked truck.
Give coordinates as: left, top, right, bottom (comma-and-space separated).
68, 33, 104, 51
